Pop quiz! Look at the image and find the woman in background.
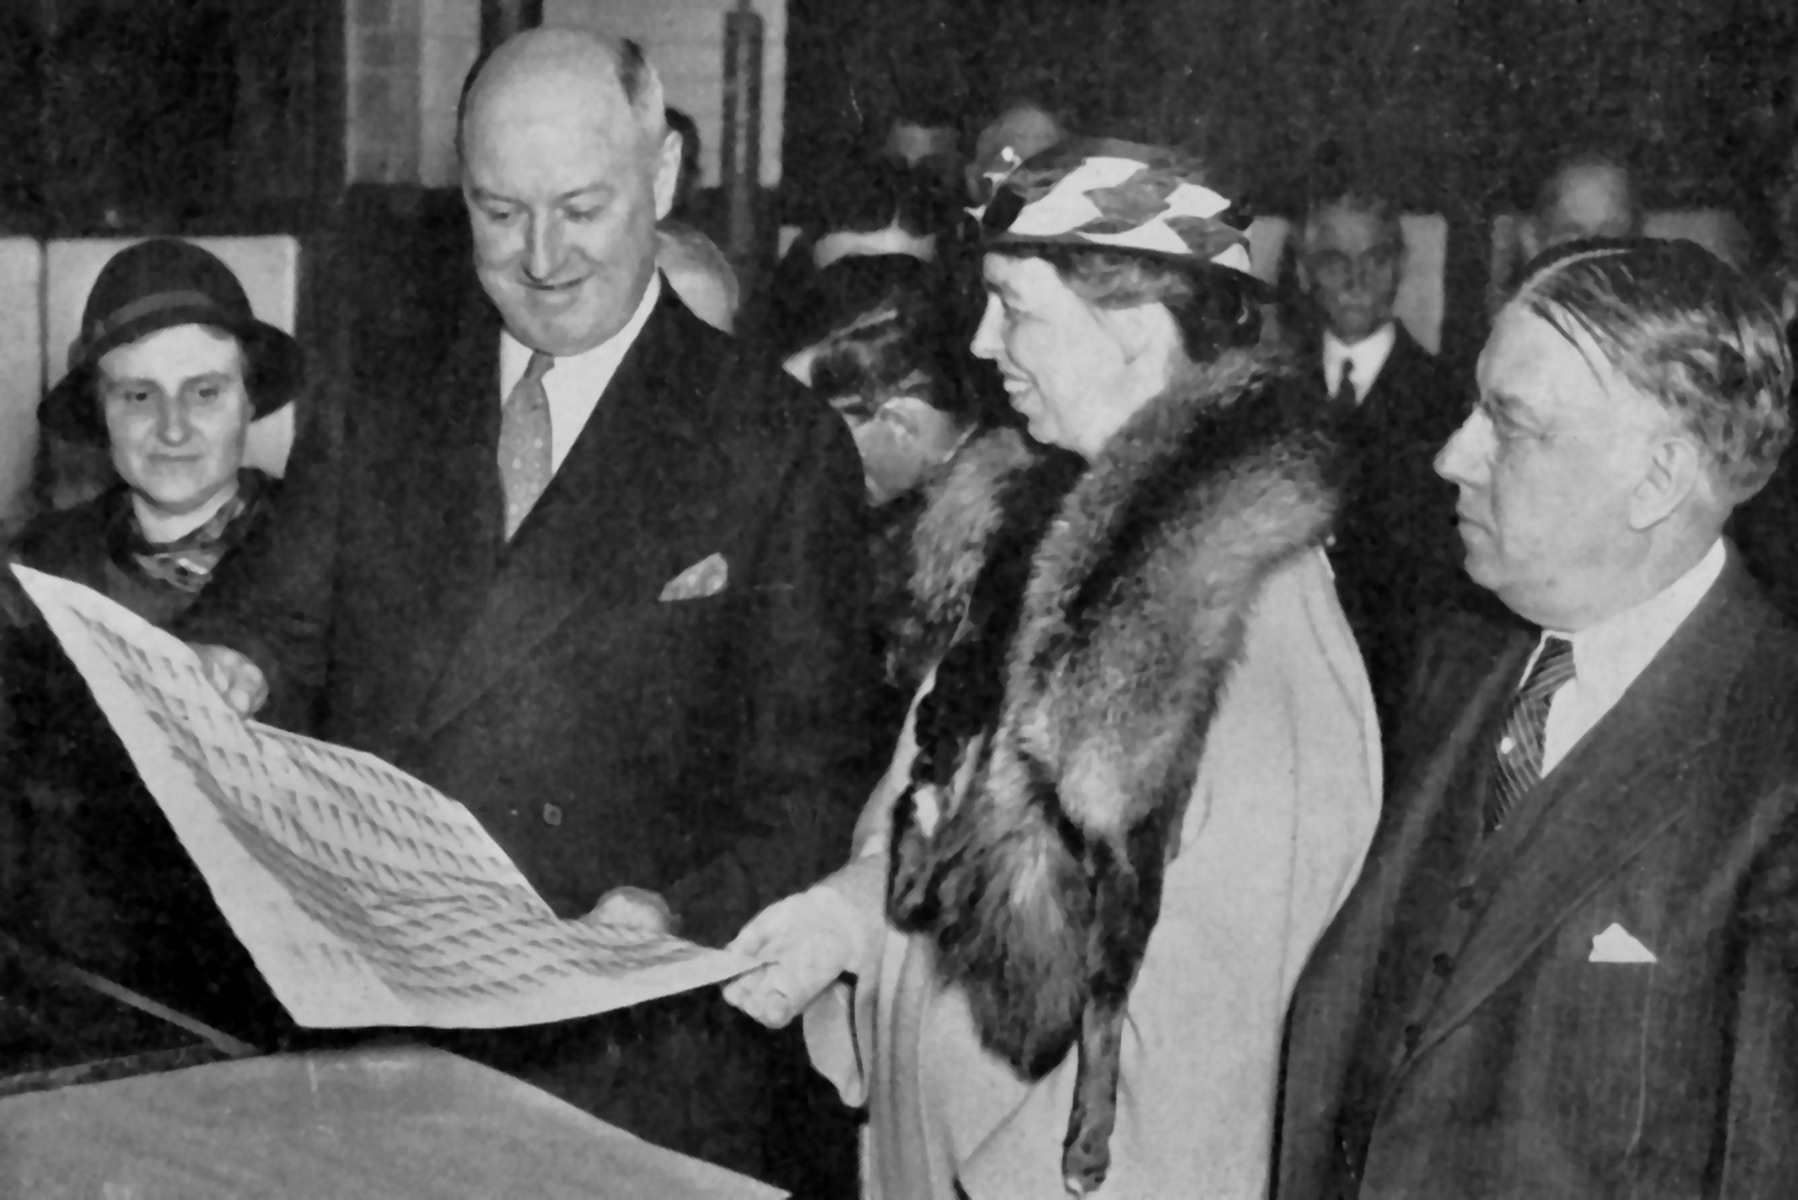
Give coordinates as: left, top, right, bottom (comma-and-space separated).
789, 270, 1004, 722
0, 238, 303, 1048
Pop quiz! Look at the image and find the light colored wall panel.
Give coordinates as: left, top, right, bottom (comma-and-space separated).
1642, 209, 1749, 266
545, 0, 788, 188
1493, 207, 1749, 296
419, 28, 482, 187
44, 236, 303, 478
0, 239, 45, 527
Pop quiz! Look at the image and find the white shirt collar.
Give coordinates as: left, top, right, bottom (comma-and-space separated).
498, 272, 662, 473
1322, 322, 1398, 403
1542, 538, 1727, 714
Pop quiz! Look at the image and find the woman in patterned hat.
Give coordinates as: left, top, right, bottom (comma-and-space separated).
0, 238, 302, 1052
724, 140, 1381, 1197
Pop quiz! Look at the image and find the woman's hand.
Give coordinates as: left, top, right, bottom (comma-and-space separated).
192, 643, 268, 716
722, 886, 866, 1029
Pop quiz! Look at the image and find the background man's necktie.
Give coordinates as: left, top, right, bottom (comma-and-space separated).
499, 350, 555, 539
1484, 635, 1576, 834
1332, 361, 1357, 407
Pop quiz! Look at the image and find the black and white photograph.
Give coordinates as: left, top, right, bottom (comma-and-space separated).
0, 1, 1795, 1197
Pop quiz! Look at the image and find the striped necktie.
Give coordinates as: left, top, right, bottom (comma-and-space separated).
1483, 635, 1576, 834
499, 350, 555, 539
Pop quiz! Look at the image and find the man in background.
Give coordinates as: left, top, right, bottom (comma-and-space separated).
1297, 187, 1466, 736
1521, 151, 1643, 258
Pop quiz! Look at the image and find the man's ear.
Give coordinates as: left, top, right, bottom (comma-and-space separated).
1629, 433, 1703, 530
652, 127, 682, 222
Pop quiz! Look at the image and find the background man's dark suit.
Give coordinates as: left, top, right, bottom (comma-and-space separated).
1278, 556, 1798, 1198
1313, 327, 1472, 734
185, 275, 878, 1178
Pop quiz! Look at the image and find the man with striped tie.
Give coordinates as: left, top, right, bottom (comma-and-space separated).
1277, 237, 1798, 1198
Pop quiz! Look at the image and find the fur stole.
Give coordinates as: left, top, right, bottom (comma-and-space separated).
886, 346, 1339, 1191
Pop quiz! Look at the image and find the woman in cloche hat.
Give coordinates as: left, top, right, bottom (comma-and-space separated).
0, 238, 303, 1050
723, 139, 1380, 1196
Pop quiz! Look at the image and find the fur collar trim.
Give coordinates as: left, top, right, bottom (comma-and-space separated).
887, 347, 1340, 1187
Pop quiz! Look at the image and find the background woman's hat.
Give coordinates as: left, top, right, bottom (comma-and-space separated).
971, 137, 1261, 281
38, 238, 306, 445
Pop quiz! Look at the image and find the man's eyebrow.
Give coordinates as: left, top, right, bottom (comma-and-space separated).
1482, 388, 1544, 425
464, 184, 613, 206
554, 184, 612, 204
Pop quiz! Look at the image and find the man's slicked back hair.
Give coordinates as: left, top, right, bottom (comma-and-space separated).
1515, 236, 1795, 500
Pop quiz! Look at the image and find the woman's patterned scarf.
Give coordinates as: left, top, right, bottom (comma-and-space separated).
109, 470, 268, 595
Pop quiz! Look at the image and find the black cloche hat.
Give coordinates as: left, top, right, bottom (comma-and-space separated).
38, 238, 305, 445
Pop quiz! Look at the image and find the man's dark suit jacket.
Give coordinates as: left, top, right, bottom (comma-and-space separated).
191, 282, 875, 940
1278, 555, 1798, 1198
182, 279, 878, 1176
1314, 327, 1471, 737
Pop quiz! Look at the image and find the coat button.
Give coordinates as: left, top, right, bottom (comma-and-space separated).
542, 803, 563, 827
1402, 1023, 1421, 1051
1432, 951, 1454, 976
1454, 885, 1477, 910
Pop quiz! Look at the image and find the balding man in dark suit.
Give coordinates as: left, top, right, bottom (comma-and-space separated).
185, 28, 875, 1187
1278, 238, 1798, 1198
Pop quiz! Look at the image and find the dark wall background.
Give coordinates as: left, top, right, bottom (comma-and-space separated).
3, 0, 1789, 238
0, 0, 1789, 362
0, 0, 342, 239
784, 0, 1795, 360
785, 0, 1795, 221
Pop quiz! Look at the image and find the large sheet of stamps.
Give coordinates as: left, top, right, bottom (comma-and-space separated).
12, 566, 757, 1029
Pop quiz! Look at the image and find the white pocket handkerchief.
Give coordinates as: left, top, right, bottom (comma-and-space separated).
659, 552, 729, 602
1589, 922, 1657, 964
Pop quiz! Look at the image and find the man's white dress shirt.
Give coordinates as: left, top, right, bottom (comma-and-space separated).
497, 273, 662, 474
1533, 538, 1726, 775
1322, 322, 1398, 404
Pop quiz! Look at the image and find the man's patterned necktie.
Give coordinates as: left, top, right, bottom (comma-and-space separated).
1484, 635, 1577, 834
499, 350, 555, 539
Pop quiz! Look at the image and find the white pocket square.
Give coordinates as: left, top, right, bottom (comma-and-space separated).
1589, 922, 1657, 964
659, 552, 728, 602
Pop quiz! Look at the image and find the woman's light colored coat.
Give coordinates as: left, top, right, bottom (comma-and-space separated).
800, 356, 1384, 1198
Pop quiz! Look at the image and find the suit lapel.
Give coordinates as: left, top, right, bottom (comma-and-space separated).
417, 296, 717, 739
1355, 331, 1427, 436
384, 301, 507, 703
1368, 620, 1531, 915
1403, 561, 1765, 1064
